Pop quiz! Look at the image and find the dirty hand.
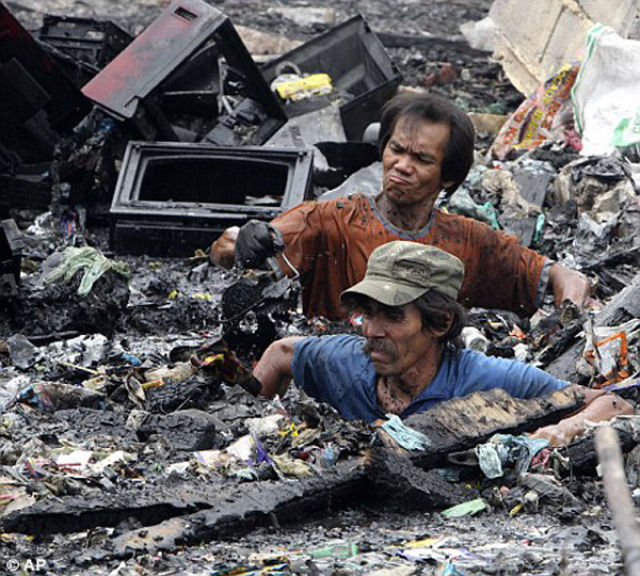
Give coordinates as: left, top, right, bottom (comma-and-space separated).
234, 220, 284, 269
210, 226, 239, 268
529, 387, 633, 448
548, 263, 592, 309
528, 422, 579, 447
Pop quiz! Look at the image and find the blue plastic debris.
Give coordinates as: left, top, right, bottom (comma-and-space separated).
380, 414, 432, 451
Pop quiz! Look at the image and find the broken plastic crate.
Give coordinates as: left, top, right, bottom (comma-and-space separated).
109, 141, 314, 256
260, 15, 402, 141
82, 0, 286, 145
0, 3, 90, 164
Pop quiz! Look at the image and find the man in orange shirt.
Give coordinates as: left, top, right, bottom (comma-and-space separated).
211, 92, 590, 319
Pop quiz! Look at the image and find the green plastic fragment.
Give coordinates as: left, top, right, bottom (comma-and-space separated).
441, 497, 487, 519
380, 414, 432, 451
308, 541, 359, 559
447, 189, 500, 230
43, 246, 131, 297
533, 213, 546, 244
480, 201, 501, 230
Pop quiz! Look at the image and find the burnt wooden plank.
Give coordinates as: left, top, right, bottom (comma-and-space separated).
3, 458, 370, 539
592, 271, 640, 326
3, 387, 591, 562
1, 479, 217, 535
368, 448, 474, 510
79, 450, 467, 563
82, 459, 370, 561
5, 388, 583, 538
404, 386, 584, 469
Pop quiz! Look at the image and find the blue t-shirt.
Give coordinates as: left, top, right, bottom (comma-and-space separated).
292, 334, 567, 423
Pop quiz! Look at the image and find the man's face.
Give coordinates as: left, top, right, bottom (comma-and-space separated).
360, 300, 437, 376
381, 118, 451, 207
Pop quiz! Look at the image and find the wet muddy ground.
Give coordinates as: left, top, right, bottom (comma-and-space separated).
1, 0, 639, 574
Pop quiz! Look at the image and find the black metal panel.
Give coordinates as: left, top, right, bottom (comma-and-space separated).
110, 141, 314, 256
37, 15, 133, 86
39, 15, 133, 70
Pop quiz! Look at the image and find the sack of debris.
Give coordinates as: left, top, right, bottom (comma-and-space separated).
572, 24, 640, 156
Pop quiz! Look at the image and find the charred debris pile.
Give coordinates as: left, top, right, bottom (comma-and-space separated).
0, 0, 640, 573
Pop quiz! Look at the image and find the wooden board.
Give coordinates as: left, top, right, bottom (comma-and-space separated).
404, 386, 584, 469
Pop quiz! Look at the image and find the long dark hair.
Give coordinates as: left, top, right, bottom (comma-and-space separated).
413, 289, 465, 347
378, 92, 475, 194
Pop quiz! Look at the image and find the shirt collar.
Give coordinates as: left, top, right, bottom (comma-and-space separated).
366, 194, 436, 239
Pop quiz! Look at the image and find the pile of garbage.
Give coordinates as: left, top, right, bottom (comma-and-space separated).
1, 0, 640, 574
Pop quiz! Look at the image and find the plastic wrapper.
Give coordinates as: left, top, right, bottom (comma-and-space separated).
491, 63, 580, 160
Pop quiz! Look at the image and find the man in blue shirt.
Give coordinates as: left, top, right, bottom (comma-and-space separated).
254, 241, 632, 445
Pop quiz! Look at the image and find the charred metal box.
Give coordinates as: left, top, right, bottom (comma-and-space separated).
110, 141, 314, 256
260, 15, 401, 141
0, 3, 90, 163
82, 0, 286, 145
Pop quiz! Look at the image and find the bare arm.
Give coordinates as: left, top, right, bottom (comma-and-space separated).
548, 263, 591, 309
253, 336, 306, 398
210, 226, 239, 268
530, 387, 634, 446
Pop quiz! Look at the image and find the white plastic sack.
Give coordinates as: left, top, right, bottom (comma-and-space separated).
572, 25, 640, 156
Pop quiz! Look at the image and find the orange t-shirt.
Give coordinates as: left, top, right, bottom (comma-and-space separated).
272, 194, 548, 319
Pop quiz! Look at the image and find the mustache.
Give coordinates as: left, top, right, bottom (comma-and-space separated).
363, 339, 396, 358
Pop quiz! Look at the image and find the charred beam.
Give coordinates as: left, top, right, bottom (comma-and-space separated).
368, 447, 474, 510
404, 387, 584, 469
1, 480, 216, 535
82, 459, 370, 561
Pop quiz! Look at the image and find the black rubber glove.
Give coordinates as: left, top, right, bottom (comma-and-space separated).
234, 220, 284, 269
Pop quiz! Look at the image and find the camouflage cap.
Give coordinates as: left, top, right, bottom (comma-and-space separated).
340, 241, 464, 306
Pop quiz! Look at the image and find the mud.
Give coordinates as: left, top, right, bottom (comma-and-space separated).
0, 0, 639, 575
